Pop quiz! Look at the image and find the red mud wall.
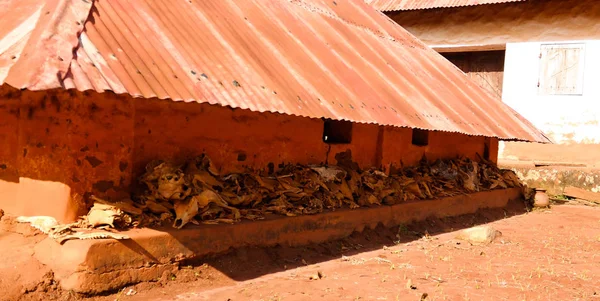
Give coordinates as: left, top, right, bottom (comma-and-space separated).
0, 87, 134, 222
0, 87, 494, 222
381, 127, 495, 168
133, 100, 380, 176
133, 99, 493, 176
0, 92, 20, 215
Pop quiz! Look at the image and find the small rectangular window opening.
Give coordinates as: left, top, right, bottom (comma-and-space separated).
411, 128, 429, 146
483, 137, 491, 161
323, 120, 352, 144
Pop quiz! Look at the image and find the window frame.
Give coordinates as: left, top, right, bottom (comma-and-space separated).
537, 43, 586, 96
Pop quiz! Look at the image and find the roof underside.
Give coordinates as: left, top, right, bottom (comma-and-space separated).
365, 0, 527, 11
0, 0, 549, 143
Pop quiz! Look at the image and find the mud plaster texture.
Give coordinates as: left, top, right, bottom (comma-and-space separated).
28, 188, 520, 294
0, 85, 497, 223
503, 165, 600, 196
387, 0, 600, 49
0, 218, 56, 301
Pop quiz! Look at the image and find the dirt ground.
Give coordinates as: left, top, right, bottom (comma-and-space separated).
4, 202, 600, 301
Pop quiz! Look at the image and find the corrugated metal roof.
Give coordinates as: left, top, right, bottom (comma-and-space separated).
365, 0, 527, 11
0, 0, 549, 143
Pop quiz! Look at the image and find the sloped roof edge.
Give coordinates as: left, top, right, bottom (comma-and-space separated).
365, 0, 527, 12
0, 0, 550, 143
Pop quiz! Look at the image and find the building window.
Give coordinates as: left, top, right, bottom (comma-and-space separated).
538, 43, 585, 95
411, 128, 429, 146
323, 120, 352, 144
483, 137, 491, 161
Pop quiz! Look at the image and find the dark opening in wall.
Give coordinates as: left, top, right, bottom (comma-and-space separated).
323, 119, 352, 144
483, 137, 491, 160
411, 128, 429, 146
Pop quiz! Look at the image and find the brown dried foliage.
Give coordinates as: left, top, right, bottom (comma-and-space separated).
113, 153, 525, 229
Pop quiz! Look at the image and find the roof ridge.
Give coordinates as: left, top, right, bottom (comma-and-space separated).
4, 0, 93, 90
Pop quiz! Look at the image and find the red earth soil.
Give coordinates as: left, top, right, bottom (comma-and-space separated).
4, 201, 600, 301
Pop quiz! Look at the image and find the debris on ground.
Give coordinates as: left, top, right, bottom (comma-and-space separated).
406, 279, 417, 290
123, 153, 524, 229
16, 214, 130, 244
309, 271, 323, 280
15, 216, 59, 234
12, 153, 527, 238
522, 185, 535, 204
7, 203, 599, 301
87, 199, 131, 228
564, 186, 600, 204
455, 225, 502, 245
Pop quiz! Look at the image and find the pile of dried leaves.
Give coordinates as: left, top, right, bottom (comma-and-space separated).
11, 153, 530, 242
95, 153, 524, 230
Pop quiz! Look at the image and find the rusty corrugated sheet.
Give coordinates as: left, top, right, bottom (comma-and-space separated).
365, 0, 527, 11
1, 0, 92, 90
0, 0, 549, 143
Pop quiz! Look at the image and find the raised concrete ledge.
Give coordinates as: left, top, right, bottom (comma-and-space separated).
499, 162, 600, 195
33, 188, 522, 294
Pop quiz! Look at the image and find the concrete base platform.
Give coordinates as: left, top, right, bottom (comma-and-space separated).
33, 188, 522, 294
499, 161, 600, 196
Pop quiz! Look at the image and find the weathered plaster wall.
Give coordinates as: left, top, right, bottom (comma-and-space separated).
0, 96, 19, 181
501, 41, 600, 145
381, 127, 494, 169
0, 87, 134, 222
135, 100, 493, 177
498, 41, 600, 165
0, 87, 493, 222
135, 100, 495, 178
133, 100, 383, 177
503, 165, 600, 196
387, 0, 600, 50
0, 92, 19, 217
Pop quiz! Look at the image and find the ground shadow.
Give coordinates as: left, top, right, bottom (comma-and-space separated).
162, 198, 529, 283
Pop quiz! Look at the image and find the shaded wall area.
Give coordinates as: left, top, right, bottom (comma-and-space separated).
0, 86, 495, 222
387, 0, 600, 49
442, 50, 505, 99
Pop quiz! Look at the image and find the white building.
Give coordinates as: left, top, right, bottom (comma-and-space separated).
503, 41, 600, 145
369, 0, 600, 166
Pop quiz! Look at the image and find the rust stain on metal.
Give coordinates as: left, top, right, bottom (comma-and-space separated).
365, 0, 527, 11
1, 0, 548, 143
